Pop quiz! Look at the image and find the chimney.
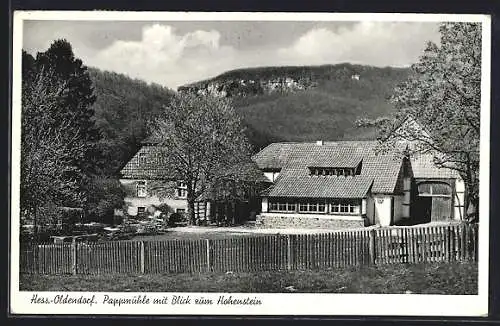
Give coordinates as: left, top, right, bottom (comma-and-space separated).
316, 140, 324, 146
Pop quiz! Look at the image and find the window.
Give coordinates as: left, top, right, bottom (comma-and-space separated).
138, 152, 147, 165
269, 199, 336, 214
177, 182, 188, 198
417, 182, 452, 196
137, 207, 146, 215
269, 199, 296, 212
309, 167, 356, 177
137, 181, 147, 197
330, 199, 360, 214
176, 208, 186, 213
298, 201, 326, 213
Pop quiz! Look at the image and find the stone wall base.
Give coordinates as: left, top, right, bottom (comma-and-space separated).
256, 214, 366, 229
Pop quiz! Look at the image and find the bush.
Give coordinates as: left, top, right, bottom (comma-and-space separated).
167, 213, 187, 227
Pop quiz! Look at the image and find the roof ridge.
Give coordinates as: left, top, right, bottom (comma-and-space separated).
268, 140, 379, 145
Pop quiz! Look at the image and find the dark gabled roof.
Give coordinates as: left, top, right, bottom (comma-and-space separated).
120, 145, 269, 182
253, 141, 404, 194
306, 151, 363, 168
120, 145, 177, 180
262, 168, 373, 198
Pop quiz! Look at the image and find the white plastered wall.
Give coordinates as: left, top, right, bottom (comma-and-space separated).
454, 178, 466, 221
261, 197, 269, 213
365, 196, 375, 225
373, 195, 393, 226
120, 179, 188, 216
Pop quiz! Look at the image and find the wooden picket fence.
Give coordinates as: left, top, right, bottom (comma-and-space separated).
20, 223, 478, 275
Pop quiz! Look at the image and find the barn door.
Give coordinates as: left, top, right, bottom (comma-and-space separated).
431, 197, 452, 221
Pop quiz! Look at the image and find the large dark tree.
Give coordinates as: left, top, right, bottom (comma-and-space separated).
21, 40, 111, 231
34, 40, 100, 177
21, 51, 86, 231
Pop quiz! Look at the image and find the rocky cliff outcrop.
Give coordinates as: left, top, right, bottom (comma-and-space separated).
179, 76, 318, 97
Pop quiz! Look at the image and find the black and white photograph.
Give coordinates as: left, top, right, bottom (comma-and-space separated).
10, 12, 490, 316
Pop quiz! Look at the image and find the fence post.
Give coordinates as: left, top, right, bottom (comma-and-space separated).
72, 240, 78, 275
444, 225, 452, 263
287, 235, 293, 270
206, 239, 212, 272
140, 241, 145, 274
368, 229, 376, 265
33, 242, 39, 274
460, 223, 467, 261
474, 224, 479, 261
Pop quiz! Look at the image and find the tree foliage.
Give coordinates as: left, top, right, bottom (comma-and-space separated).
20, 57, 85, 220
88, 68, 176, 175
21, 40, 127, 228
361, 22, 482, 219
149, 93, 253, 224
34, 40, 100, 176
84, 177, 126, 224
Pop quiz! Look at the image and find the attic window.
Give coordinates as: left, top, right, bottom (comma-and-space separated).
139, 153, 147, 165
177, 182, 188, 199
309, 167, 356, 177
137, 181, 147, 197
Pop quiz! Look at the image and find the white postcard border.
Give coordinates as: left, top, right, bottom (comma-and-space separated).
9, 11, 491, 317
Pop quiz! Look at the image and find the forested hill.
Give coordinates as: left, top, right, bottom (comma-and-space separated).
88, 68, 176, 175
179, 63, 411, 149
89, 63, 411, 174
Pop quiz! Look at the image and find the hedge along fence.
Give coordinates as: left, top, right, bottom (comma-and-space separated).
20, 223, 479, 275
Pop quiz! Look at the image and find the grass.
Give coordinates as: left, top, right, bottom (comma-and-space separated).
128, 230, 269, 242
19, 262, 477, 294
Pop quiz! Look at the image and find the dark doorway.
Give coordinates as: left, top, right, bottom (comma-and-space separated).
414, 196, 432, 224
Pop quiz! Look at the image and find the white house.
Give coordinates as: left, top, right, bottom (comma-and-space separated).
252, 139, 465, 229
119, 116, 466, 229
118, 138, 210, 220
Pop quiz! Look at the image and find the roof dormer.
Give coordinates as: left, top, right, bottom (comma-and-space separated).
308, 160, 362, 177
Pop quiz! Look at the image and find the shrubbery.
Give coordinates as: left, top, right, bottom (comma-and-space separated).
167, 212, 187, 227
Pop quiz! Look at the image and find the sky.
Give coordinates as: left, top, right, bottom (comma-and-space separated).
23, 20, 441, 90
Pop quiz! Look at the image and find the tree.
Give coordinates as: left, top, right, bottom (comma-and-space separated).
205, 162, 271, 225
20, 59, 85, 235
88, 68, 175, 175
84, 177, 126, 224
34, 40, 100, 178
149, 93, 253, 224
358, 22, 481, 221
21, 40, 104, 235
